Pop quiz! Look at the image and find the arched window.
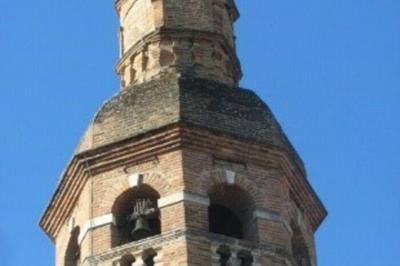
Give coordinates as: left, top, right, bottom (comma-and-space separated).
64, 227, 80, 266
291, 222, 311, 266
208, 184, 256, 241
112, 185, 161, 247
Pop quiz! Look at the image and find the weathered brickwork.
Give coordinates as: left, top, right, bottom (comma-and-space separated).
40, 0, 326, 265
115, 0, 241, 88
45, 125, 325, 265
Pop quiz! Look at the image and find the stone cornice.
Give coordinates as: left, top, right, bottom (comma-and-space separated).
39, 123, 326, 241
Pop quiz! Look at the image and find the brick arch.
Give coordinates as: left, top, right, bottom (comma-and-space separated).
234, 172, 264, 209
206, 169, 260, 242
98, 171, 171, 213
141, 171, 171, 197
205, 168, 263, 209
97, 174, 130, 215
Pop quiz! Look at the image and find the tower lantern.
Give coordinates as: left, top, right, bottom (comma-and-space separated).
115, 0, 242, 88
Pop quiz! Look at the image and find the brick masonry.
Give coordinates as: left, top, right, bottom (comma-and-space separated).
40, 0, 326, 265
115, 0, 241, 88
43, 123, 326, 265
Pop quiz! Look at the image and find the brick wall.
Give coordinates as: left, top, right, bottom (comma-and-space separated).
54, 131, 319, 265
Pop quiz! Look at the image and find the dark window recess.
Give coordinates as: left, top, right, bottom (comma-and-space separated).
209, 204, 243, 239
208, 183, 255, 241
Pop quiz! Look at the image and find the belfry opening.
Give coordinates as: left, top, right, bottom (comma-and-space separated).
111, 185, 161, 247
208, 184, 256, 241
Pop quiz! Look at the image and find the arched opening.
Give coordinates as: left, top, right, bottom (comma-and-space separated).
208, 184, 256, 241
216, 245, 231, 266
142, 248, 157, 266
118, 254, 135, 266
64, 227, 80, 266
237, 250, 254, 266
112, 185, 161, 247
209, 204, 243, 239
215, 245, 254, 266
291, 222, 311, 266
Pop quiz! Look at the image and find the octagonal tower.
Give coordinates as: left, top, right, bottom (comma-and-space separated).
115, 0, 241, 88
40, 1, 326, 266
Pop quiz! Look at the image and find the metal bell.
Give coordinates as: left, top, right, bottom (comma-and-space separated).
131, 216, 152, 240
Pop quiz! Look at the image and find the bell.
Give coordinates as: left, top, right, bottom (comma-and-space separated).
131, 216, 152, 240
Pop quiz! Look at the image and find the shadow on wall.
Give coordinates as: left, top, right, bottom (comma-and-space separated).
64, 227, 80, 266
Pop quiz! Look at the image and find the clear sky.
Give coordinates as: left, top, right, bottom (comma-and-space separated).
0, 0, 399, 265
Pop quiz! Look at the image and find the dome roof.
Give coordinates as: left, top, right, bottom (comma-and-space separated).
75, 75, 305, 173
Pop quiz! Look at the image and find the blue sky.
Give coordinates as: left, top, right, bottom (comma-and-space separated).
0, 0, 399, 265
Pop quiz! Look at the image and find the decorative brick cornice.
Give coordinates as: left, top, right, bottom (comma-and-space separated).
179, 124, 327, 231
39, 125, 182, 241
39, 123, 327, 241
115, 27, 242, 84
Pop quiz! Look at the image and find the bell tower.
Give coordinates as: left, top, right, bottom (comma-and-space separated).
40, 0, 326, 266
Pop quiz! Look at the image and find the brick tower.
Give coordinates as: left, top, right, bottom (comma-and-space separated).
40, 1, 327, 265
